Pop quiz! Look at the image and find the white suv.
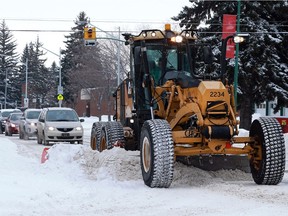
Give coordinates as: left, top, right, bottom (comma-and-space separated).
36, 107, 84, 145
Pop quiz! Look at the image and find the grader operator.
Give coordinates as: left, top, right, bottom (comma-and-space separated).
90, 24, 285, 188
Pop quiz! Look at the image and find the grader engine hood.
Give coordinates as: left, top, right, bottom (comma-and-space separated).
192, 80, 235, 140
196, 81, 230, 117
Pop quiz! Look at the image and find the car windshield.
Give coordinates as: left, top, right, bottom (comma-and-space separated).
11, 114, 22, 121
26, 111, 41, 119
46, 110, 79, 122
2, 111, 14, 117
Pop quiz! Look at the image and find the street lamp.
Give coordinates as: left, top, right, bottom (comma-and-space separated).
4, 68, 7, 109
19, 58, 29, 108
220, 33, 249, 81
41, 46, 62, 107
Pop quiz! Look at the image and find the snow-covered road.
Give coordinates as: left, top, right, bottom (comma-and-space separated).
1, 117, 288, 216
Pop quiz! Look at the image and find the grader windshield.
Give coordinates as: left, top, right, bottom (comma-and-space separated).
125, 27, 216, 112
145, 44, 192, 86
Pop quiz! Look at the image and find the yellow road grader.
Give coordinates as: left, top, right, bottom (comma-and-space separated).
90, 24, 286, 188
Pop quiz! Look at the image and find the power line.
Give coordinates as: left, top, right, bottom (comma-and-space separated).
2, 17, 288, 25
9, 29, 74, 33
198, 31, 288, 34
1, 18, 179, 25
6, 29, 288, 34
189, 0, 287, 1
1, 18, 73, 22
7, 29, 140, 34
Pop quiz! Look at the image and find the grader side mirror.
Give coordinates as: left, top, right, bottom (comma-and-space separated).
134, 46, 141, 65
203, 46, 213, 64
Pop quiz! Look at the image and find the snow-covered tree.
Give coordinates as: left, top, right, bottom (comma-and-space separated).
173, 0, 288, 129
44, 61, 59, 107
0, 20, 19, 108
19, 38, 55, 108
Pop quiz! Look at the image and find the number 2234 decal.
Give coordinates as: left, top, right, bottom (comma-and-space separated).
210, 91, 225, 97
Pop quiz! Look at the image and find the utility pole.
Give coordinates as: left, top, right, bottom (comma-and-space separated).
117, 27, 121, 85
4, 68, 7, 109
24, 58, 29, 108
234, 0, 241, 109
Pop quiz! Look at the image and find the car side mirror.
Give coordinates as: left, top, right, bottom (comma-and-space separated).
80, 119, 85, 122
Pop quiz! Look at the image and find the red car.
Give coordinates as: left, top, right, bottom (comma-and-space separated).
5, 113, 23, 136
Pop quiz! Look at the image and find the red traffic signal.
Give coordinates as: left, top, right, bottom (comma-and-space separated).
84, 27, 96, 40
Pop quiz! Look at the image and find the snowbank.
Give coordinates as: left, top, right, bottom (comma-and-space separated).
0, 116, 287, 216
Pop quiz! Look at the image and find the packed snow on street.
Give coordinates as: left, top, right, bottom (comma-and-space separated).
1, 116, 288, 216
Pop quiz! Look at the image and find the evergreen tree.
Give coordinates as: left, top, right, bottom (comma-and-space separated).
43, 61, 59, 107
0, 20, 19, 108
173, 0, 288, 129
19, 38, 54, 108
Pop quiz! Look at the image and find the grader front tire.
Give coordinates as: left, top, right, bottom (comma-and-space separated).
140, 119, 174, 188
249, 117, 286, 185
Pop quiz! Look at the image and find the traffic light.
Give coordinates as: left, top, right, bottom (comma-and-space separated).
84, 27, 96, 46
84, 27, 96, 40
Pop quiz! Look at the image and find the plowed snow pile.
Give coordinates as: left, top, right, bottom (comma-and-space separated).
1, 133, 288, 216
41, 139, 288, 210
45, 144, 253, 187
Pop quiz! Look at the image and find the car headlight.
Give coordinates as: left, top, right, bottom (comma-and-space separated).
11, 123, 16, 127
47, 126, 55, 131
29, 122, 36, 126
75, 126, 82, 131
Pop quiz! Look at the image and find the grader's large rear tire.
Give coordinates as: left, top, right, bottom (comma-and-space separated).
94, 122, 125, 152
90, 122, 106, 150
99, 127, 108, 152
249, 117, 286, 185
106, 122, 125, 149
140, 119, 174, 188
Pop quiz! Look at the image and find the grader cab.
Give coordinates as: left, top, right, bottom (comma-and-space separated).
90, 24, 286, 188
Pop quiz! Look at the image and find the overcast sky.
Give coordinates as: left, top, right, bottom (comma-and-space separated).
0, 0, 189, 65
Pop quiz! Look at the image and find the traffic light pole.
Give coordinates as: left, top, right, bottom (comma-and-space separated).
117, 27, 121, 86
97, 26, 124, 85
79, 21, 125, 86
234, 0, 241, 109
42, 46, 63, 107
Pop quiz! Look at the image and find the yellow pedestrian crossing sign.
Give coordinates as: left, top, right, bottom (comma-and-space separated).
57, 94, 64, 101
